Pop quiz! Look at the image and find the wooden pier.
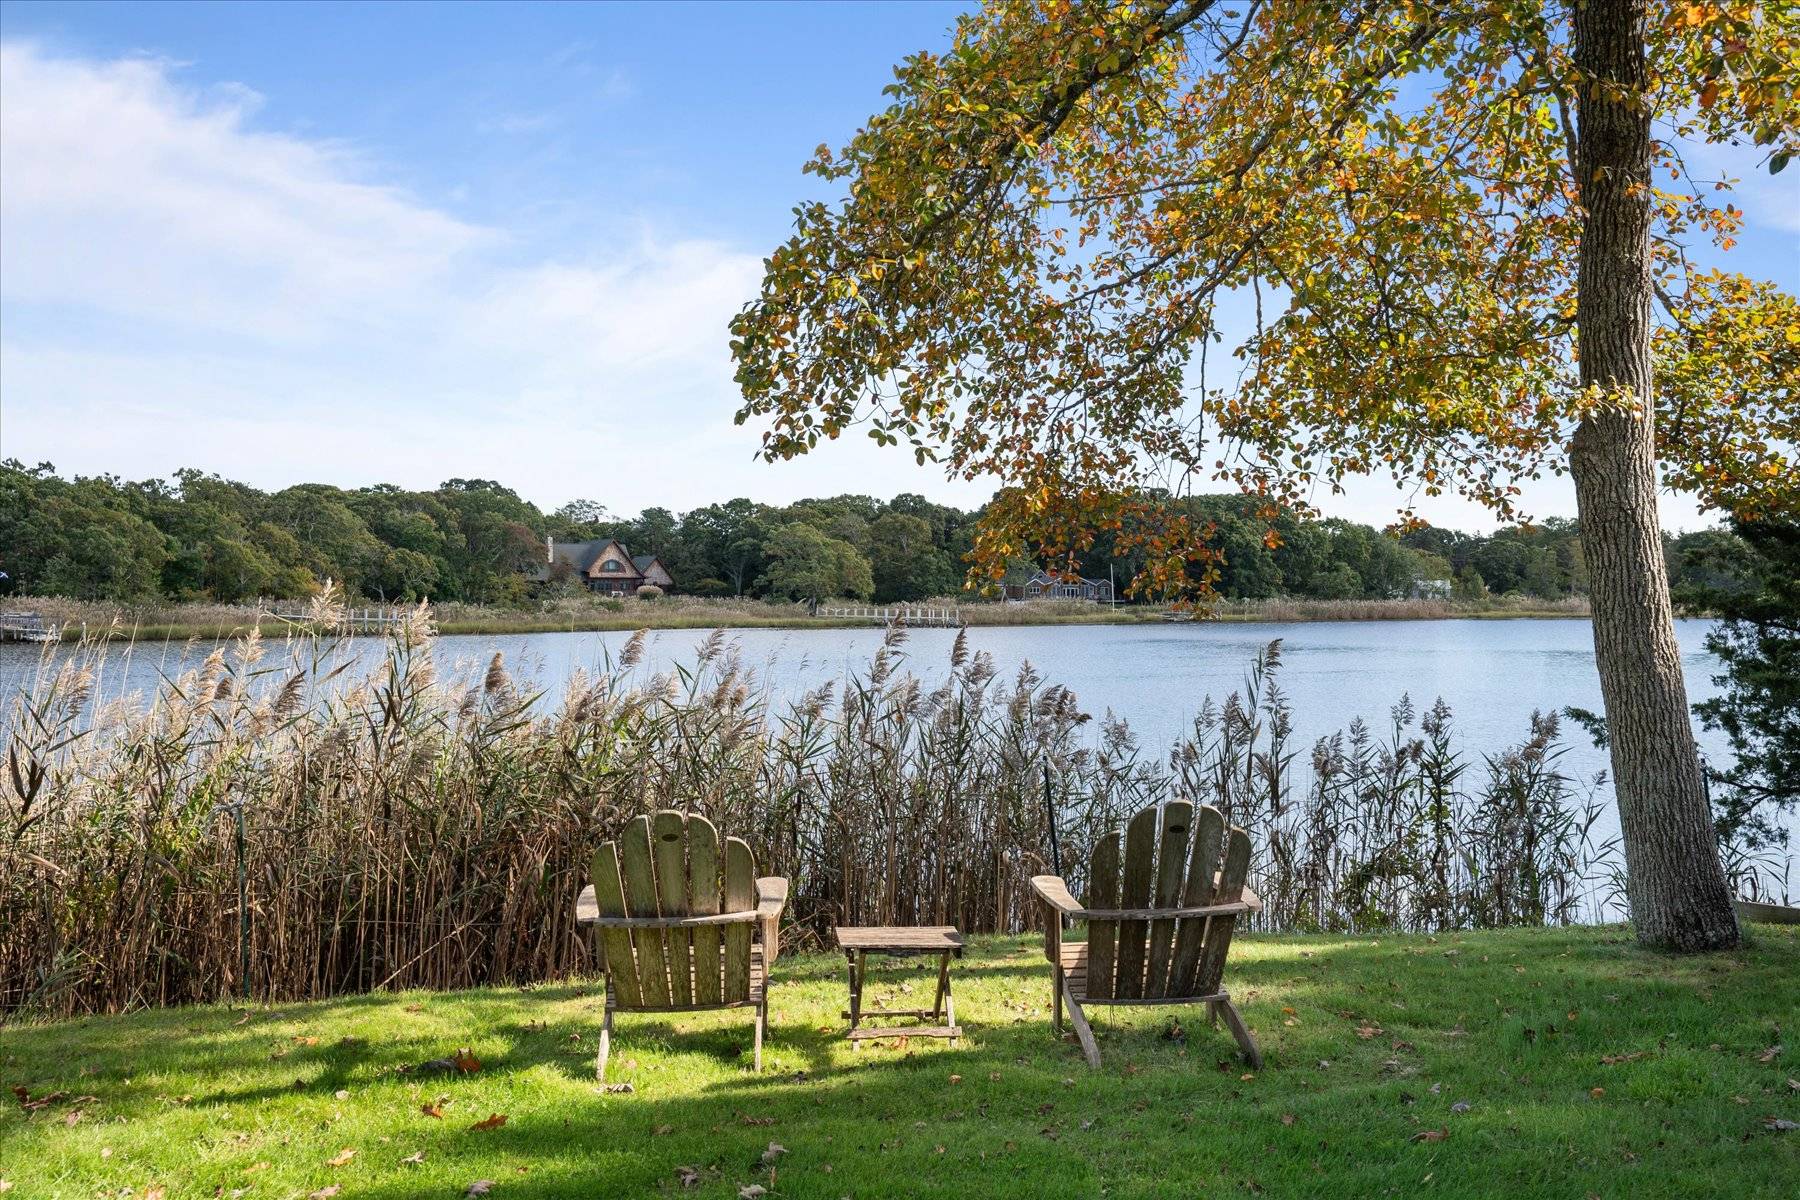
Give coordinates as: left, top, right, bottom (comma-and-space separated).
269, 604, 413, 633
0, 611, 59, 643
817, 605, 964, 628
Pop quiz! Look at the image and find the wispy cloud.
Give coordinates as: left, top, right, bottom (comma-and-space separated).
0, 41, 956, 510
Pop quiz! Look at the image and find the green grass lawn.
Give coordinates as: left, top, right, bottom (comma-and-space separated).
4, 925, 1795, 1199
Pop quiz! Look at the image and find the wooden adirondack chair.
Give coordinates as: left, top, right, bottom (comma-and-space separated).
1032, 799, 1264, 1069
576, 809, 789, 1080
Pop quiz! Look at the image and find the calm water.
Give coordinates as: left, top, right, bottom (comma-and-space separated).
1, 618, 1728, 790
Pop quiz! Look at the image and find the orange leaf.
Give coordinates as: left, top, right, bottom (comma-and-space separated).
469, 1113, 508, 1132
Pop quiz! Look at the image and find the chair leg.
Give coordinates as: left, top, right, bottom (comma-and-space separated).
1052, 966, 1064, 1034
1217, 996, 1262, 1070
596, 1003, 613, 1081
752, 992, 766, 1072
1060, 978, 1101, 1070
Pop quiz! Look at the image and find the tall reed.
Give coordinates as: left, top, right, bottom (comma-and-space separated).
3, 602, 1785, 1019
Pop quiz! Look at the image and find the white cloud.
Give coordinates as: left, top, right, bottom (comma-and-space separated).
0, 40, 883, 513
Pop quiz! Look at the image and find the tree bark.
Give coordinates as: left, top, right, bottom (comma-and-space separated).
1569, 0, 1739, 951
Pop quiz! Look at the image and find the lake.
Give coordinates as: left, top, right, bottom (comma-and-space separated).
1, 617, 1729, 790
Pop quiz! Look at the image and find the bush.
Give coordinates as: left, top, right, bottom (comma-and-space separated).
634, 584, 665, 600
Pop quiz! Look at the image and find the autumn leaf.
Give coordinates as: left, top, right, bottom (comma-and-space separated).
1409, 1128, 1448, 1144
453, 1048, 483, 1072
310, 1189, 341, 1200
326, 1147, 356, 1167
466, 1182, 495, 1196
469, 1112, 508, 1131
422, 1102, 446, 1119
402, 1150, 426, 1165
676, 1166, 701, 1189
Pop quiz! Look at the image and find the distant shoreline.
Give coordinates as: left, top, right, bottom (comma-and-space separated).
8, 594, 1596, 643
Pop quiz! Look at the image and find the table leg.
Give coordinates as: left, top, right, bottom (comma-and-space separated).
932, 952, 950, 1022
847, 949, 866, 1048
943, 957, 958, 1045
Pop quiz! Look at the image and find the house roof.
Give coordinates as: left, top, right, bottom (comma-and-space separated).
537, 538, 642, 579
1025, 570, 1109, 588
631, 554, 660, 573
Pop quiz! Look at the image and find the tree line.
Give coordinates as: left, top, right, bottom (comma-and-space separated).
0, 460, 1757, 609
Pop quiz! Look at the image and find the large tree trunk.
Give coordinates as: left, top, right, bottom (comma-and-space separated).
1569, 0, 1739, 951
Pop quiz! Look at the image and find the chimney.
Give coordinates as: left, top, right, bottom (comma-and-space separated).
547, 535, 555, 565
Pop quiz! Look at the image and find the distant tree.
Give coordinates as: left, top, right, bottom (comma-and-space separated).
761, 521, 873, 602
1452, 563, 1489, 603
869, 512, 961, 601
1676, 520, 1799, 850
552, 499, 610, 535
681, 499, 770, 595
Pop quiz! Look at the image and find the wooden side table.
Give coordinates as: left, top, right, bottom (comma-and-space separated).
834, 925, 965, 1045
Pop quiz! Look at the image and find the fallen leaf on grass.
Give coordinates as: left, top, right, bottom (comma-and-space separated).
293, 1035, 319, 1046
737, 1112, 775, 1126
466, 1181, 495, 1196
422, 1102, 446, 1118
326, 1147, 356, 1167
1589, 1088, 1606, 1099
760, 1142, 787, 1166
469, 1113, 508, 1131
1757, 1045, 1783, 1064
654, 1123, 674, 1136
595, 1082, 635, 1095
1600, 1052, 1646, 1065
1409, 1128, 1448, 1144
1355, 1025, 1382, 1040
738, 1186, 766, 1199
676, 1166, 701, 1189
309, 1189, 340, 1200
1280, 1113, 1296, 1126
1764, 1117, 1798, 1133
1450, 1101, 1471, 1114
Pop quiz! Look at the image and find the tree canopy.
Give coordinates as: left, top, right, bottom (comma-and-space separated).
730, 0, 1798, 593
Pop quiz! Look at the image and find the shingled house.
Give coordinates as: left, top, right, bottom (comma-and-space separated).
1001, 570, 1113, 603
537, 537, 675, 595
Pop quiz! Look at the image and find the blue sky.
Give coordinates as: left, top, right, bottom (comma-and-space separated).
1, 1, 1794, 528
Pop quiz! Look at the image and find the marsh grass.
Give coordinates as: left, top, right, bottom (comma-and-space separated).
1, 593, 1784, 1019
12, 591, 1593, 642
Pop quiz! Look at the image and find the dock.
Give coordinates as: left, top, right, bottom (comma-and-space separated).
269, 604, 414, 633
0, 611, 60, 643
816, 605, 964, 628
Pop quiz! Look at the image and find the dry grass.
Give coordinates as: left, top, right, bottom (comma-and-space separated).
7, 590, 1781, 1020
8, 591, 1593, 642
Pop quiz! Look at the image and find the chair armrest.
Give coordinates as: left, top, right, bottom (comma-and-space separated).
1240, 885, 1264, 913
754, 876, 789, 918
1031, 875, 1083, 915
755, 876, 788, 967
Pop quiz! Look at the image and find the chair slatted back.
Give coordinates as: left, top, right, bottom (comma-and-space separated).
1082, 801, 1251, 1000
589, 809, 759, 1010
